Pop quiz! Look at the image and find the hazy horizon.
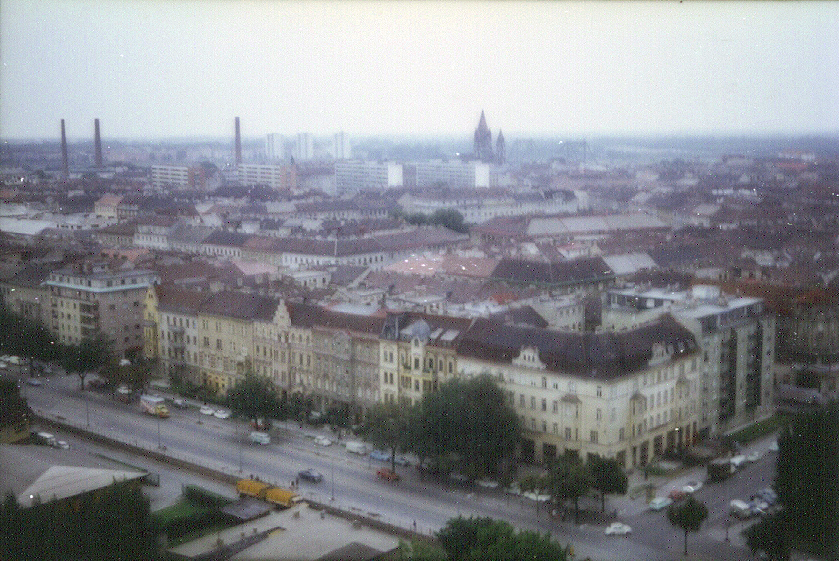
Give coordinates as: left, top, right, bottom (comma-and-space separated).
2, 1, 838, 141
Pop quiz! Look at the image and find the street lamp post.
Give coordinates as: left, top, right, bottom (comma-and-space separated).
156, 416, 162, 449
331, 459, 335, 502
85, 391, 90, 428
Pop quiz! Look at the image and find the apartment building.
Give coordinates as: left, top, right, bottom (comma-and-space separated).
379, 312, 472, 406
456, 315, 700, 468
46, 260, 159, 357
334, 160, 403, 195
237, 164, 298, 191
604, 284, 775, 437
414, 160, 493, 189
0, 262, 54, 326
283, 302, 385, 419
151, 164, 208, 191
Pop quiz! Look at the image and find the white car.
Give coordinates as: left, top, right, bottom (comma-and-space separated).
605, 522, 632, 535
199, 405, 214, 415
56, 440, 70, 450
314, 435, 332, 446
649, 497, 673, 511
681, 480, 703, 494
213, 409, 231, 419
746, 450, 763, 463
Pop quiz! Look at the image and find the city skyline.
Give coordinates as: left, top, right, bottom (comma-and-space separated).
2, 1, 838, 141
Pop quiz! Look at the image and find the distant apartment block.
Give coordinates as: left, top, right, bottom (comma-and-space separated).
151, 164, 208, 191
237, 164, 298, 191
46, 261, 159, 357
294, 133, 314, 161
414, 160, 493, 189
333, 132, 351, 160
265, 133, 286, 161
334, 160, 403, 195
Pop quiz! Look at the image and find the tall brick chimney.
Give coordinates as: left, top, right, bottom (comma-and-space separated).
234, 117, 242, 166
60, 119, 69, 178
94, 118, 103, 168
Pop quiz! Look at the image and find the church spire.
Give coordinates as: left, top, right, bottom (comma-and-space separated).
473, 110, 493, 163
496, 129, 506, 165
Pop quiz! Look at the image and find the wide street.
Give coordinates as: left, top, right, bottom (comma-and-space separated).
13, 368, 775, 561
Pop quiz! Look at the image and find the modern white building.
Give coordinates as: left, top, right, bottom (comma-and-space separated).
333, 131, 351, 160
151, 165, 205, 191
334, 160, 403, 195
265, 133, 286, 161
414, 160, 493, 189
294, 133, 314, 161
237, 164, 297, 191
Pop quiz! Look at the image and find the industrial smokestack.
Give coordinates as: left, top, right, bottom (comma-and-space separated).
60, 119, 69, 178
94, 118, 103, 168
234, 117, 242, 166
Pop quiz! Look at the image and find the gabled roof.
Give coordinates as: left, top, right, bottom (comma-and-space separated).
286, 301, 385, 335
202, 230, 252, 247
199, 291, 280, 322
491, 256, 614, 287
456, 314, 697, 380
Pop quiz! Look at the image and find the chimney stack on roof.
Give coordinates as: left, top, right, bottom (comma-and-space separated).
94, 118, 103, 168
235, 117, 242, 166
60, 119, 69, 178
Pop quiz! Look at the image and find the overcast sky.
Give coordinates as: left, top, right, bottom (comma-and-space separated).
2, 0, 838, 141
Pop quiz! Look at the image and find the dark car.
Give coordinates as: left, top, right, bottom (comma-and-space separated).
298, 469, 324, 483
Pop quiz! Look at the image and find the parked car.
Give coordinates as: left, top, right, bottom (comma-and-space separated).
345, 441, 369, 455
249, 431, 271, 445
730, 499, 764, 519
172, 398, 188, 409
393, 455, 411, 466
370, 449, 390, 462
213, 409, 231, 419
768, 440, 779, 452
376, 468, 400, 482
298, 469, 324, 483
199, 405, 215, 415
752, 487, 778, 506
604, 522, 632, 535
746, 450, 763, 463
681, 480, 703, 494
730, 455, 747, 469
27, 378, 42, 386
314, 435, 332, 446
649, 497, 673, 511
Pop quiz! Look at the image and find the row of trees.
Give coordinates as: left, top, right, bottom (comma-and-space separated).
391, 208, 468, 234
744, 401, 839, 560
0, 484, 160, 560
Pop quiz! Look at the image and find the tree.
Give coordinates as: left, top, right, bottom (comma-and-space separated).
547, 455, 592, 524
430, 209, 468, 233
667, 494, 708, 556
0, 483, 159, 560
226, 369, 282, 424
519, 474, 550, 516
774, 401, 839, 559
100, 355, 153, 392
744, 511, 792, 561
436, 516, 567, 561
60, 334, 112, 390
588, 455, 628, 512
363, 402, 410, 472
406, 375, 519, 481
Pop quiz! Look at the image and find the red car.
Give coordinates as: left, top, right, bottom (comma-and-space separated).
377, 468, 400, 482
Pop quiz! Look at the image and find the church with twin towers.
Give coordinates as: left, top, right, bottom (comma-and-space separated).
473, 110, 505, 165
